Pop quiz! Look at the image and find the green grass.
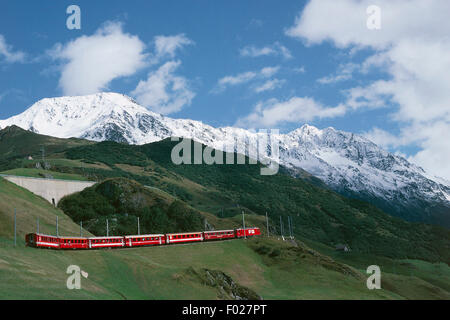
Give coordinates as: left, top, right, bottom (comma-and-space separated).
2, 236, 449, 299
0, 168, 89, 181
0, 239, 391, 299
3, 176, 447, 299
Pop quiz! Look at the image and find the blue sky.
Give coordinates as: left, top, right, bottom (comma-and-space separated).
1, 0, 449, 179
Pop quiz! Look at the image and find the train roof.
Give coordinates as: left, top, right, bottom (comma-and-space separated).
88, 236, 124, 239
236, 227, 259, 229
33, 233, 89, 239
56, 236, 89, 240
203, 229, 234, 233
166, 231, 203, 235
34, 233, 57, 237
124, 234, 165, 238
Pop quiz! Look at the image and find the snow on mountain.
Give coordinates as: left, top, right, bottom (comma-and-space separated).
1, 92, 449, 225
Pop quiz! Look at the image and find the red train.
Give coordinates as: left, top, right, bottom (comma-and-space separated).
25, 227, 260, 250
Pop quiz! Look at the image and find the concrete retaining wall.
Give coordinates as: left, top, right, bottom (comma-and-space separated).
2, 175, 96, 205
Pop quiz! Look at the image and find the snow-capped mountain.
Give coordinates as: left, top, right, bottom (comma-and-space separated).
1, 92, 449, 226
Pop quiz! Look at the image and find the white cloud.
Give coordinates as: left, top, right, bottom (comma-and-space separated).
240, 42, 292, 59
131, 60, 195, 115
285, 0, 450, 50
153, 34, 194, 60
0, 35, 25, 63
218, 71, 257, 87
213, 66, 280, 93
363, 127, 407, 148
236, 97, 346, 128
49, 22, 147, 96
260, 66, 279, 78
254, 79, 285, 93
317, 62, 359, 84
294, 66, 306, 74
407, 121, 450, 180
286, 0, 450, 179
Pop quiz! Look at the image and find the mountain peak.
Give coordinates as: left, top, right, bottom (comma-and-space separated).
289, 124, 322, 137
0, 93, 449, 226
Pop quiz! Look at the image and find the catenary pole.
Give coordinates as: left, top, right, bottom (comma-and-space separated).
242, 210, 246, 239
14, 208, 16, 247
280, 216, 283, 238
288, 216, 292, 239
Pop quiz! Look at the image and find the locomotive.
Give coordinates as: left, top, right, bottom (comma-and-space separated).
25, 227, 261, 250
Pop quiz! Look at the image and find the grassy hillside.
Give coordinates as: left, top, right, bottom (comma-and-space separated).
0, 168, 89, 181
0, 125, 92, 171
61, 139, 450, 263
0, 177, 92, 246
1, 129, 449, 299
1, 176, 449, 299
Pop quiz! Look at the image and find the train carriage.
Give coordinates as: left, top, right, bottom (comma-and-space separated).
203, 229, 235, 241
166, 232, 203, 244
235, 227, 261, 238
88, 236, 125, 249
59, 236, 89, 249
26, 233, 60, 249
124, 234, 166, 247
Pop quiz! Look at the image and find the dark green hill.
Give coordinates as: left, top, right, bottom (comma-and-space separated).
58, 177, 204, 236
62, 138, 450, 263
0, 125, 92, 170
